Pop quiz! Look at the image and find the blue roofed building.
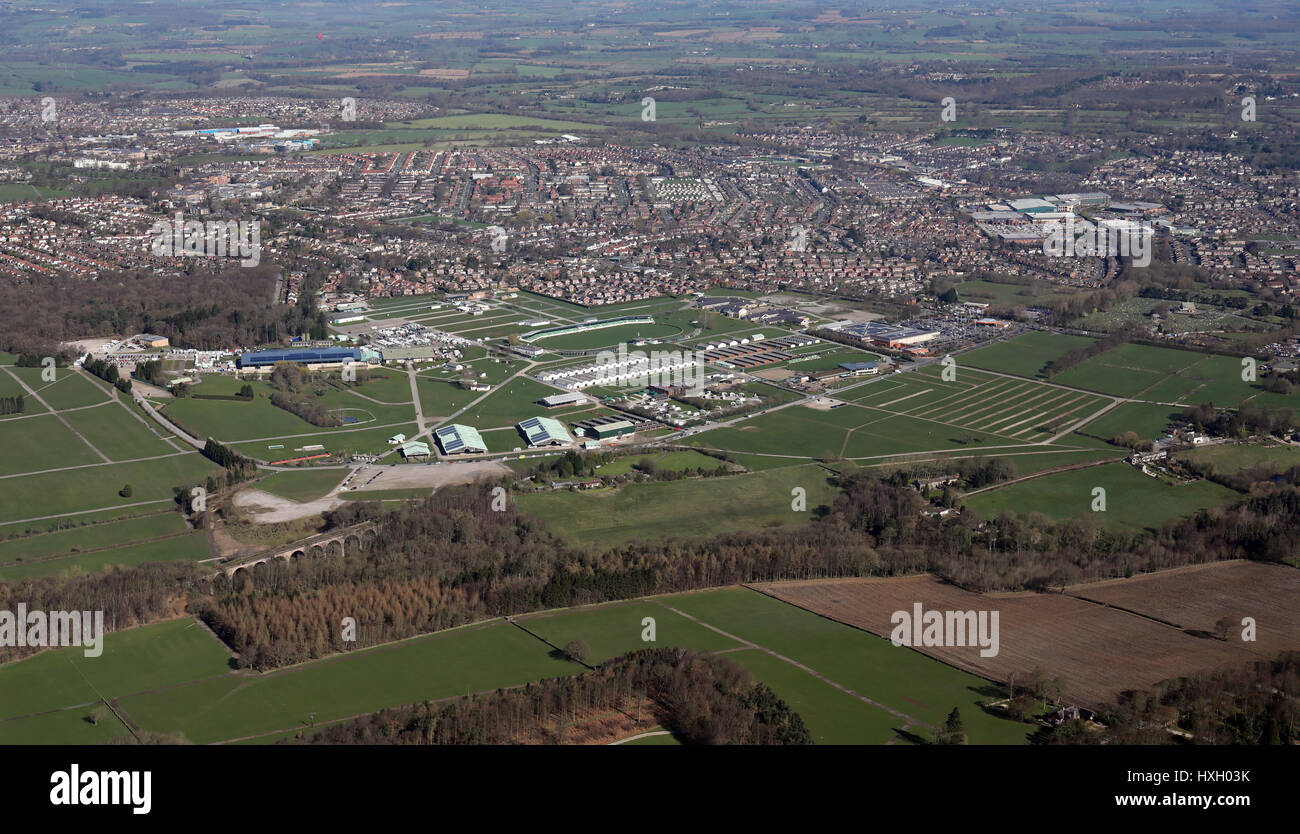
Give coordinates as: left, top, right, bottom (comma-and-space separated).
237, 347, 368, 369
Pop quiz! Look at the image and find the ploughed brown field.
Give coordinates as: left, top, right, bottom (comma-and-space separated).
754, 561, 1300, 708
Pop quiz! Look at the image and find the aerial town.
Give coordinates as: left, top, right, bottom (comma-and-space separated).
0, 0, 1295, 811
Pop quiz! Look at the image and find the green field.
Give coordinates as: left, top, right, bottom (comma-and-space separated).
117, 622, 577, 744
693, 366, 1111, 463
0, 617, 232, 740
0, 513, 187, 562
961, 331, 1098, 378
1053, 343, 1300, 408
525, 322, 683, 351
163, 375, 417, 447
516, 464, 840, 546
592, 449, 728, 476
0, 414, 105, 475
1177, 442, 1300, 473
62, 406, 178, 461
664, 589, 1031, 745
447, 376, 566, 429
1077, 402, 1180, 443
518, 601, 741, 664
253, 469, 348, 503
964, 461, 1239, 531
952, 280, 1083, 309
1, 586, 1034, 745
0, 454, 221, 525
0, 531, 210, 580
12, 368, 114, 410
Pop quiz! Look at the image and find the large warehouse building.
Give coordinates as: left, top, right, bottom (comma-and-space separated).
434, 424, 487, 455
517, 416, 574, 447
823, 321, 940, 349
237, 346, 372, 370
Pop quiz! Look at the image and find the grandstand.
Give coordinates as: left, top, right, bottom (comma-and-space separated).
520, 315, 653, 343
237, 346, 374, 370
434, 424, 488, 455
517, 416, 574, 447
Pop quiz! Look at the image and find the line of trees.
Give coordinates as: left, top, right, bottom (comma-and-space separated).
200, 438, 257, 482
0, 395, 24, 415
82, 357, 132, 394
268, 392, 341, 427
1042, 332, 1128, 379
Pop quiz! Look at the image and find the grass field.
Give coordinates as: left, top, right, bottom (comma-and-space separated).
0, 617, 232, 738
0, 414, 105, 475
0, 454, 221, 526
1053, 343, 1300, 409
446, 376, 565, 429
960, 331, 1097, 378
516, 464, 840, 546
525, 322, 683, 350
664, 589, 1032, 744
2, 585, 1035, 745
0, 513, 187, 562
964, 461, 1239, 531
1176, 442, 1300, 473
692, 365, 1111, 463
116, 621, 577, 744
592, 449, 728, 476
253, 469, 348, 503
12, 368, 114, 410
162, 375, 418, 446
1077, 402, 1181, 442
519, 601, 741, 664
62, 406, 178, 461
0, 531, 210, 580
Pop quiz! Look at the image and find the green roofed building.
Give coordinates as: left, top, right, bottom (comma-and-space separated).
434, 424, 487, 455
517, 416, 574, 447
588, 419, 635, 440
398, 440, 431, 459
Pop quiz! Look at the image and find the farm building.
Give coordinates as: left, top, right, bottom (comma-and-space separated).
434, 424, 487, 455
584, 419, 636, 440
517, 416, 574, 447
398, 441, 431, 459
538, 391, 588, 408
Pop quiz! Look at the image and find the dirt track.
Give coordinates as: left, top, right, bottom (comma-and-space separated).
232, 460, 511, 523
